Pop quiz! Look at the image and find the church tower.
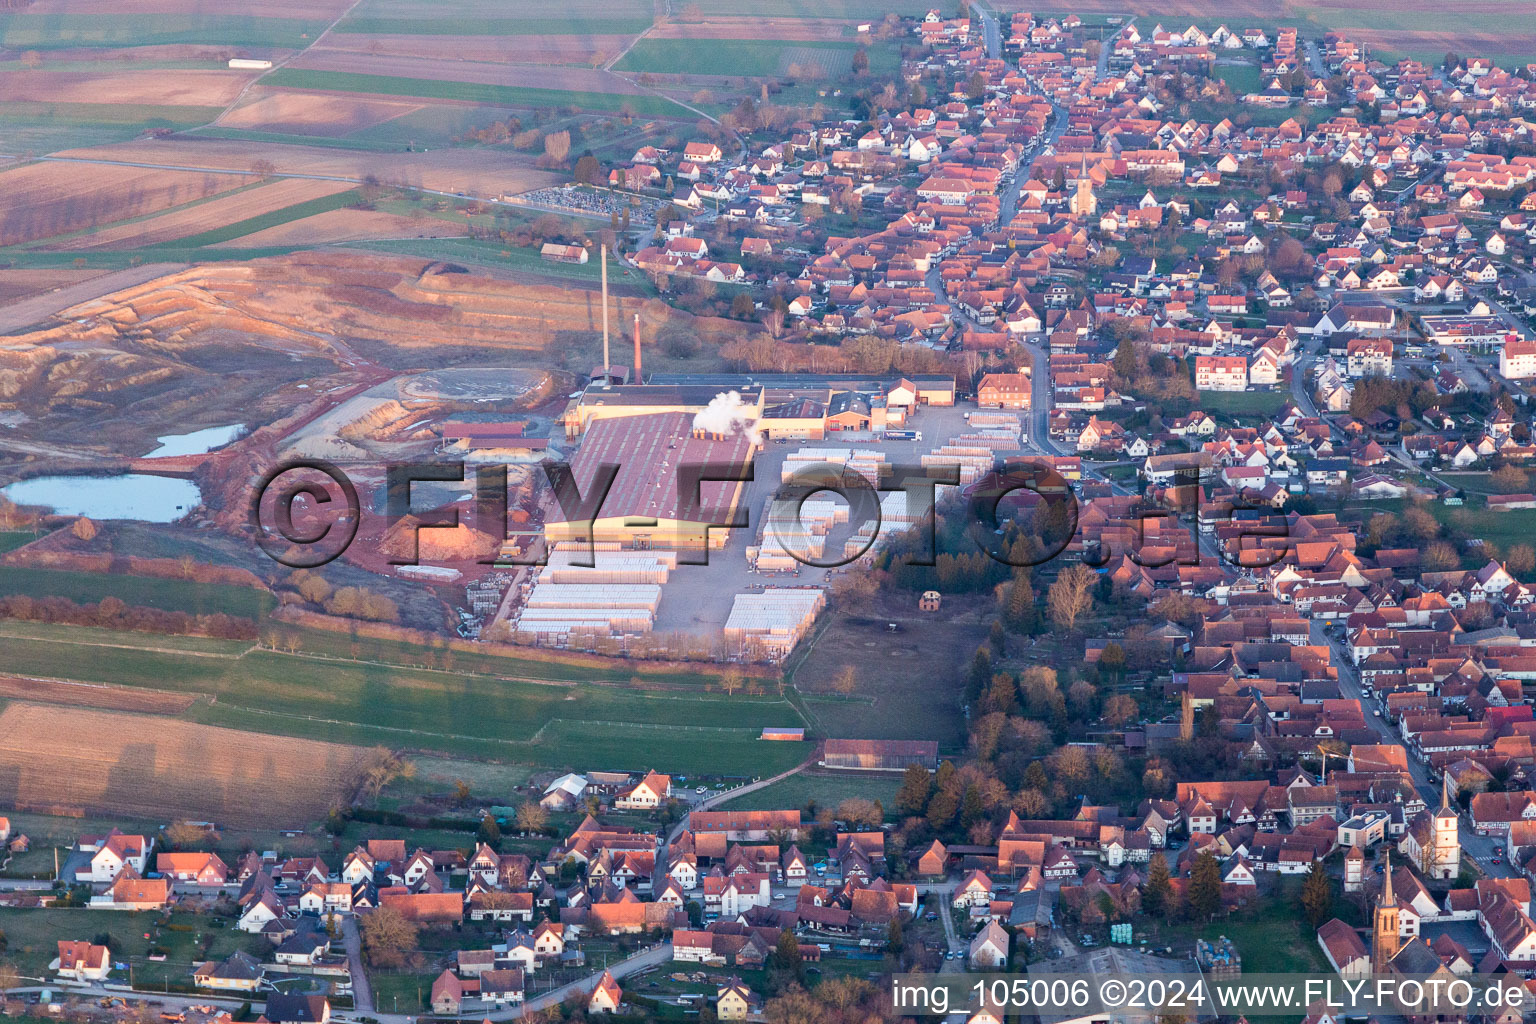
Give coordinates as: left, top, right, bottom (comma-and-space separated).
1433, 774, 1460, 880
1371, 852, 1400, 973
1070, 154, 1097, 216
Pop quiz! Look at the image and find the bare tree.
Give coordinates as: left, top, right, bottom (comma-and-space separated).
1046, 564, 1096, 631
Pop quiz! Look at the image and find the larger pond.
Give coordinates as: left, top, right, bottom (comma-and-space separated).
2, 474, 202, 522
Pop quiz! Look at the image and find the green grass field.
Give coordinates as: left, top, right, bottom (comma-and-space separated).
616, 38, 889, 77
0, 532, 38, 553
0, 566, 274, 618
0, 102, 224, 155
0, 908, 270, 988
1215, 62, 1264, 95
336, 0, 653, 35
0, 13, 329, 50
718, 769, 900, 814
1199, 390, 1290, 418
261, 69, 689, 118
334, 16, 654, 35
0, 619, 809, 774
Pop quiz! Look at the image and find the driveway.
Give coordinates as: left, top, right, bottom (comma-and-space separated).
340, 915, 373, 1013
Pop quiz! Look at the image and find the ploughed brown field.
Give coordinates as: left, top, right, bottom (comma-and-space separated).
219, 89, 425, 135
0, 703, 373, 827
0, 69, 252, 107
0, 163, 251, 248
285, 49, 650, 94
0, 676, 196, 715
53, 138, 562, 199
210, 207, 468, 247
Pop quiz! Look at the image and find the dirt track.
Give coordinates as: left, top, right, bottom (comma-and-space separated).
0, 263, 185, 334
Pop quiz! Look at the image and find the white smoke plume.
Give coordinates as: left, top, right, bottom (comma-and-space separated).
691, 390, 758, 439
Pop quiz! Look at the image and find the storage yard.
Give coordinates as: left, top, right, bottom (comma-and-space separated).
483, 376, 986, 660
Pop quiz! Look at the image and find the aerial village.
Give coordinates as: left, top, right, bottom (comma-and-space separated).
11, 6, 1536, 1024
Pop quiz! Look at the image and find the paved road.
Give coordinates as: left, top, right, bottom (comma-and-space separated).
972, 3, 1002, 59
522, 942, 672, 1013
663, 754, 816, 849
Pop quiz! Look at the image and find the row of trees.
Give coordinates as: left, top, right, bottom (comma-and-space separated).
0, 593, 256, 639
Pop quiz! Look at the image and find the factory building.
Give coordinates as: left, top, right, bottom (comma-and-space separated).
543, 411, 758, 551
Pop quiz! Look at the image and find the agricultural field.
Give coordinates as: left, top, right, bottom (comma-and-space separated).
0, 619, 809, 775
0, 10, 336, 51
49, 179, 354, 250
0, 162, 251, 247
616, 38, 889, 78
218, 88, 426, 136
52, 138, 563, 201
260, 68, 689, 118
214, 206, 469, 247
333, 0, 654, 36
0, 68, 252, 107
0, 702, 375, 827
0, 676, 197, 715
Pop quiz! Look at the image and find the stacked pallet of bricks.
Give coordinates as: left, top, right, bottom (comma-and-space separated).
513, 547, 676, 639
722, 588, 828, 660
921, 444, 994, 484
842, 489, 940, 563
751, 495, 846, 571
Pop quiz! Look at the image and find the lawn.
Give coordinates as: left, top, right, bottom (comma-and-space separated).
1149, 880, 1332, 974
1214, 62, 1263, 96
0, 566, 274, 618
1199, 390, 1290, 418
370, 972, 437, 1015
0, 13, 328, 50
0, 908, 269, 986
261, 70, 690, 118
0, 619, 810, 775
718, 769, 901, 814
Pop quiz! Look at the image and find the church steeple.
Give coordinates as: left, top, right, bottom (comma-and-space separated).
1439, 773, 1453, 814
1371, 852, 1400, 973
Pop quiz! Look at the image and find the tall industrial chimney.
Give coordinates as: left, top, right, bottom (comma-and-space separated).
633, 313, 642, 382
600, 243, 610, 384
